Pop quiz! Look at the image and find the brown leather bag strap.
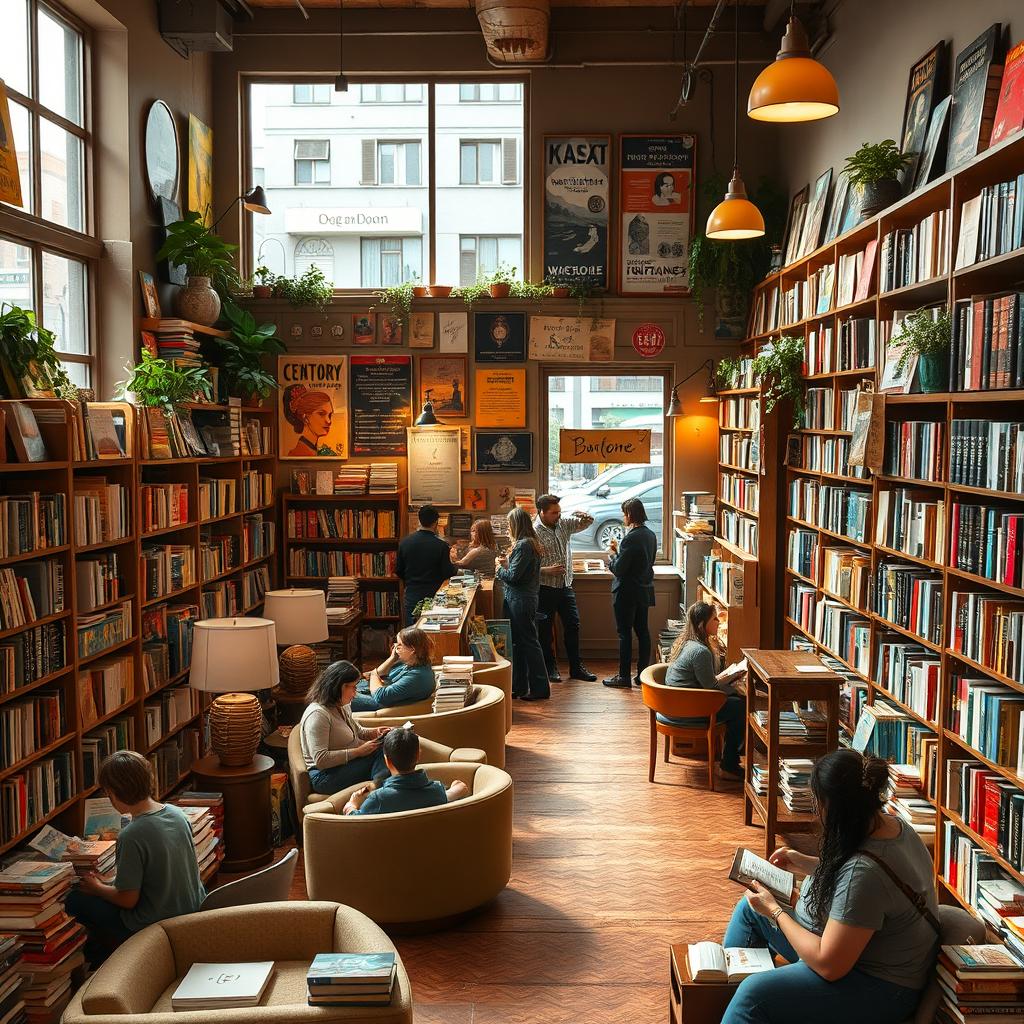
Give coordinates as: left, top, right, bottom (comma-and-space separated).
857, 850, 941, 934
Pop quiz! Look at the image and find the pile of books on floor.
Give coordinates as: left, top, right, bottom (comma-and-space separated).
885, 764, 936, 849
368, 463, 398, 493
0, 934, 25, 1024
306, 953, 397, 1008
326, 577, 360, 625
171, 793, 225, 880
334, 466, 369, 495
936, 944, 1024, 1023
433, 656, 474, 712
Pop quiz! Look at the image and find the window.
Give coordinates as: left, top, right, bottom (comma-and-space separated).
0, 0, 94, 387
377, 141, 421, 186
360, 84, 423, 104
360, 237, 422, 288
294, 140, 330, 185
544, 370, 669, 555
293, 83, 331, 105
295, 237, 334, 279
459, 83, 522, 103
459, 235, 521, 286
460, 139, 518, 185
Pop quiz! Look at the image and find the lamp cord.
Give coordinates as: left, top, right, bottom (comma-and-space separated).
339, 0, 344, 76
671, 358, 715, 390
732, 0, 739, 176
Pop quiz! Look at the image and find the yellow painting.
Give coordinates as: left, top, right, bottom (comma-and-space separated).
0, 81, 23, 207
188, 114, 214, 226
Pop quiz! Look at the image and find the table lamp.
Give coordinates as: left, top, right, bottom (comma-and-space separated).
262, 588, 329, 696
190, 617, 279, 767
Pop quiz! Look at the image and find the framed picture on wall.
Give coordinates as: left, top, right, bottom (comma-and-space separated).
418, 355, 468, 419
475, 431, 534, 474
349, 354, 412, 456
278, 355, 349, 459
899, 41, 949, 191
474, 312, 526, 363
187, 114, 214, 226
407, 426, 462, 507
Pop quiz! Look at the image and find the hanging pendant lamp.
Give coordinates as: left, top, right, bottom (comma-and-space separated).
747, 10, 839, 123
707, 1, 764, 241
334, 0, 348, 92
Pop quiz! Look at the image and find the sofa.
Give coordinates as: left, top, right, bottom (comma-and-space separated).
61, 902, 412, 1024
303, 763, 513, 925
472, 658, 512, 733
354, 683, 507, 768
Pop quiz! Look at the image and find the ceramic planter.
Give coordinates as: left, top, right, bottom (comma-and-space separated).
428, 285, 452, 297
859, 178, 902, 218
488, 283, 511, 299
252, 285, 273, 299
177, 276, 221, 325
917, 352, 948, 393
551, 286, 570, 298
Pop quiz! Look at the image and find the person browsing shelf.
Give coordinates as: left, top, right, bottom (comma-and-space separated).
602, 497, 658, 689
496, 507, 551, 701
299, 660, 391, 794
396, 504, 457, 626
450, 518, 499, 578
533, 494, 596, 683
663, 601, 746, 779
351, 627, 436, 712
343, 727, 469, 815
65, 751, 205, 967
721, 749, 939, 1024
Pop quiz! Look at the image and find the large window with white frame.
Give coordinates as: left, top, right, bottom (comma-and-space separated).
293, 140, 330, 185
459, 83, 521, 103
376, 141, 421, 187
459, 139, 518, 186
360, 237, 422, 288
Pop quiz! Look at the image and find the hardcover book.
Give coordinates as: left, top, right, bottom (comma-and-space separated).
307, 953, 396, 983
171, 961, 274, 1009
990, 39, 1024, 145
947, 24, 1004, 170
899, 42, 950, 190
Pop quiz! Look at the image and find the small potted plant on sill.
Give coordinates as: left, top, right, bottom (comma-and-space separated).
453, 280, 487, 311
116, 350, 213, 413
545, 275, 572, 299
155, 212, 238, 326
427, 284, 453, 298
216, 300, 286, 402
273, 265, 334, 314
252, 266, 276, 300
890, 306, 951, 393
411, 276, 427, 298
842, 139, 912, 218
372, 281, 415, 332
486, 264, 516, 299
509, 279, 553, 300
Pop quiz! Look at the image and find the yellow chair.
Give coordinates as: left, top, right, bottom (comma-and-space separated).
639, 663, 727, 790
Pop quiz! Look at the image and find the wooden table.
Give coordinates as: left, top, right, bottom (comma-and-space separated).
741, 648, 841, 856
416, 582, 479, 659
668, 944, 736, 1024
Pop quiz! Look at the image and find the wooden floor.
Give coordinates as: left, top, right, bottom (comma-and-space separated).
288, 661, 770, 1023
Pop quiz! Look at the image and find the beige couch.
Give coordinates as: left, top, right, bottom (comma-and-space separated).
472, 659, 512, 733
61, 902, 412, 1024
303, 763, 513, 925
354, 683, 507, 768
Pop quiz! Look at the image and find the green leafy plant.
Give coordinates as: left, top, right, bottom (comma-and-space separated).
253, 265, 276, 288
216, 301, 286, 399
372, 280, 415, 330
842, 139, 911, 190
891, 307, 952, 376
715, 356, 741, 390
454, 280, 489, 311
273, 265, 334, 313
155, 212, 238, 296
751, 335, 805, 422
116, 350, 213, 413
510, 279, 553, 299
487, 264, 517, 287
0, 302, 75, 398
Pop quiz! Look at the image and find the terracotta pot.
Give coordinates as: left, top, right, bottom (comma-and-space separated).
551, 286, 570, 298
488, 283, 511, 299
252, 285, 273, 299
427, 284, 452, 297
412, 286, 428, 298
177, 276, 221, 326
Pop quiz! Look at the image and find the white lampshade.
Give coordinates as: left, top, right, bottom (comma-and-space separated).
189, 617, 280, 693
262, 589, 329, 646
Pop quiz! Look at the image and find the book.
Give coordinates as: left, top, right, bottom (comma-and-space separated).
686, 942, 775, 984
947, 24, 1004, 171
943, 945, 1024, 977
728, 848, 796, 905
5, 403, 48, 463
306, 953, 396, 984
990, 40, 1024, 145
171, 962, 274, 1009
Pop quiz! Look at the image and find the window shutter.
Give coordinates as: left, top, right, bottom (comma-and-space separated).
361, 139, 377, 185
295, 140, 329, 160
502, 138, 518, 184
459, 246, 478, 287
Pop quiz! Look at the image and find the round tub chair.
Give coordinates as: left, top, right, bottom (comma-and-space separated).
472, 658, 512, 733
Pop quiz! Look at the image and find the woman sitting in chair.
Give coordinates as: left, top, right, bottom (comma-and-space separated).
664, 601, 745, 779
721, 748, 939, 1024
351, 627, 436, 712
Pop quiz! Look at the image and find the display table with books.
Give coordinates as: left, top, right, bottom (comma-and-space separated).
414, 579, 480, 660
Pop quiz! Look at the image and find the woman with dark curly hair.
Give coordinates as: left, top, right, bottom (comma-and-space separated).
721, 748, 939, 1024
283, 384, 337, 456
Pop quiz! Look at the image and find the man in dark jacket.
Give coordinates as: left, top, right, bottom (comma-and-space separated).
396, 505, 456, 625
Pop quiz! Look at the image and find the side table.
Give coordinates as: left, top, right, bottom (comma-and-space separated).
668, 944, 736, 1024
192, 753, 275, 873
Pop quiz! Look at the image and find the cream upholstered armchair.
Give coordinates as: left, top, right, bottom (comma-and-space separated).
61, 902, 412, 1024
354, 683, 507, 768
303, 763, 513, 925
472, 658, 512, 733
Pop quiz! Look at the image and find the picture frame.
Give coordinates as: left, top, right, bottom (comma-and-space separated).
781, 185, 809, 266
138, 271, 161, 319
474, 430, 534, 474
351, 313, 376, 346
418, 355, 468, 419
349, 354, 412, 455
187, 113, 214, 226
899, 42, 949, 191
144, 99, 180, 204
823, 174, 849, 244
913, 95, 952, 191
277, 355, 349, 459
474, 312, 527, 363
407, 426, 462, 507
798, 168, 832, 258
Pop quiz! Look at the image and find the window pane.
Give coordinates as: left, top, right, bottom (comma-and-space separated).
479, 236, 498, 274
4, 100, 32, 214
405, 84, 422, 102
480, 143, 494, 183
295, 160, 311, 185
40, 118, 84, 230
1, 0, 30, 96
459, 84, 476, 102
314, 84, 331, 103
38, 6, 83, 126
42, 250, 88, 355
406, 142, 420, 186
402, 236, 422, 282
62, 359, 88, 388
379, 144, 395, 185
294, 84, 311, 103
497, 236, 520, 269
460, 144, 476, 184
0, 237, 34, 311
314, 159, 330, 184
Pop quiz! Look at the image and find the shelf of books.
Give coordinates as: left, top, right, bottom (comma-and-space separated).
742, 127, 1024, 930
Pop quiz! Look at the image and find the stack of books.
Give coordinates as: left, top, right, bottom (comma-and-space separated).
171, 793, 225, 879
685, 493, 716, 532
752, 709, 826, 741
420, 607, 463, 632
936, 945, 1024, 1022
326, 577, 359, 625
171, 961, 274, 1010
885, 764, 936, 849
977, 880, 1024, 930
658, 619, 684, 661
368, 464, 398, 493
62, 839, 116, 881
433, 656, 473, 712
779, 759, 814, 813
149, 320, 202, 368
334, 466, 369, 495
0, 934, 25, 1024
306, 953, 397, 1008
1007, 916, 1024, 965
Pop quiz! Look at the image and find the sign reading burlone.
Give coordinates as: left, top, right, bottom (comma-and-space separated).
558, 429, 651, 465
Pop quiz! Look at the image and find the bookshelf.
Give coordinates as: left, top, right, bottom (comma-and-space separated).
742, 128, 1024, 924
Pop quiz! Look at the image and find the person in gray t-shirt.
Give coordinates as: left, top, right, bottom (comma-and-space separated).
719, 749, 939, 1024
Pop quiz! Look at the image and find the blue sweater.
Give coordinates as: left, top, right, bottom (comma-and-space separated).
350, 662, 436, 712
351, 769, 448, 815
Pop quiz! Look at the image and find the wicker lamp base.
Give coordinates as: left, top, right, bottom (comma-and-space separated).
278, 644, 319, 696
209, 692, 263, 767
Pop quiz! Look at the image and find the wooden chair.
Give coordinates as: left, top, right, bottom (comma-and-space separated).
639, 663, 727, 789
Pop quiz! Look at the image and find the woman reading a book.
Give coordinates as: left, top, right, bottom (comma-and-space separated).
351, 627, 435, 712
450, 519, 499, 578
721, 748, 939, 1024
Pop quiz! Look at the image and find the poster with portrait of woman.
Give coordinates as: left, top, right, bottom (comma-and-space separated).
278, 355, 349, 459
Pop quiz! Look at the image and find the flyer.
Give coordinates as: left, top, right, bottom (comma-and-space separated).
527, 316, 615, 362
407, 426, 462, 506
350, 354, 412, 455
474, 368, 527, 427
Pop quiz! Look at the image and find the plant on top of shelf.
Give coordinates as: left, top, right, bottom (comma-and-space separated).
544, 273, 572, 298
890, 306, 952, 394
117, 350, 213, 413
751, 334, 805, 422
217, 301, 286, 400
509, 279, 553, 300
485, 264, 516, 298
273, 265, 334, 313
155, 212, 239, 326
715, 356, 742, 391
252, 266, 276, 299
372, 280, 415, 331
0, 301, 76, 400
842, 139, 912, 217
453, 279, 489, 312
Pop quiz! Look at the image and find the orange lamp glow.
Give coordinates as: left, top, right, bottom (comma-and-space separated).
706, 170, 765, 240
748, 17, 839, 123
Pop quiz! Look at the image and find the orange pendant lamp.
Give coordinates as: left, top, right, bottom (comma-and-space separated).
707, 1, 765, 241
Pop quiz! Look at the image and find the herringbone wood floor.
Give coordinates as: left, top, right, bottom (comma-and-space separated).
287, 661, 779, 1023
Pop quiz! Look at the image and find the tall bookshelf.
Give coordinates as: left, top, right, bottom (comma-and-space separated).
742, 128, 1024, 926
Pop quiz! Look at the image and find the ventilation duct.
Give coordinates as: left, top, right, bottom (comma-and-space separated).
475, 0, 550, 63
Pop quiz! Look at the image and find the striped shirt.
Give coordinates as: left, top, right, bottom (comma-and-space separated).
533, 514, 590, 587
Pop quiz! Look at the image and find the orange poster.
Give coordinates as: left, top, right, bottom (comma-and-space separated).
474, 368, 526, 428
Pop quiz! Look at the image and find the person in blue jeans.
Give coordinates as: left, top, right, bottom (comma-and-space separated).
352, 626, 435, 712
722, 749, 938, 1024
495, 507, 550, 701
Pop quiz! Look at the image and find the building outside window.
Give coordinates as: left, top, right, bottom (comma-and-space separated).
293, 83, 332, 104
459, 83, 521, 103
360, 84, 423, 103
459, 235, 521, 286
360, 237, 422, 288
460, 139, 518, 185
294, 140, 330, 185
377, 141, 421, 186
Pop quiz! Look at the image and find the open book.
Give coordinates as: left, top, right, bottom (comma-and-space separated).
729, 848, 796, 906
687, 943, 775, 983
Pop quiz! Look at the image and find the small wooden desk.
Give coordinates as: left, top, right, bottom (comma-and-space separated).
741, 648, 841, 856
668, 944, 736, 1024
416, 582, 479, 659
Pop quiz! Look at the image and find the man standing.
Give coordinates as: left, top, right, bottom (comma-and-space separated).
533, 494, 597, 683
396, 505, 456, 626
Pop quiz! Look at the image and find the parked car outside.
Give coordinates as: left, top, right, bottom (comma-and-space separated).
565, 477, 664, 551
555, 459, 663, 509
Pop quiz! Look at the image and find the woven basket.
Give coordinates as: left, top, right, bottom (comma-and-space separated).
209, 692, 263, 767
279, 644, 319, 696
476, 0, 549, 62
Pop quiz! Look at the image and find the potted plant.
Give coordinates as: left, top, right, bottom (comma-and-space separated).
545, 275, 572, 299
891, 307, 951, 393
252, 266, 276, 300
486, 264, 516, 299
427, 284, 452, 298
273, 265, 334, 313
216, 301, 286, 401
510, 279, 553, 300
155, 212, 238, 326
842, 139, 912, 217
0, 302, 76, 400
372, 280, 415, 332
751, 334, 805, 422
411, 276, 427, 298
116, 350, 213, 413
453, 279, 487, 311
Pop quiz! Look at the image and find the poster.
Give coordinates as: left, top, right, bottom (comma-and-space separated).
558, 429, 651, 464
409, 312, 434, 348
900, 42, 949, 190
380, 314, 403, 345
528, 316, 615, 362
278, 355, 349, 459
475, 431, 533, 474
352, 313, 376, 345
187, 114, 213, 226
464, 487, 488, 510
618, 134, 695, 295
459, 425, 472, 470
439, 311, 468, 353
350, 355, 412, 455
0, 81, 23, 207
474, 369, 527, 427
407, 426, 462, 506
418, 356, 468, 419
474, 312, 526, 363
543, 135, 610, 292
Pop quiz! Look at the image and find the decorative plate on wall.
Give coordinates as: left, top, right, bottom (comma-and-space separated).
144, 100, 180, 203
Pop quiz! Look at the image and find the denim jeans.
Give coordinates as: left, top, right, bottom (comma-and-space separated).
612, 596, 651, 682
504, 594, 550, 699
721, 898, 922, 1024
657, 693, 745, 770
308, 749, 388, 795
537, 585, 582, 672
65, 887, 134, 968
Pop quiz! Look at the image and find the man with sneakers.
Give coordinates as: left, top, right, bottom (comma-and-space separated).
533, 494, 597, 684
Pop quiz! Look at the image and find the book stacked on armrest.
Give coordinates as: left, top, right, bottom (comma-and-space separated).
0, 935, 26, 1024
433, 656, 473, 712
306, 953, 397, 1006
936, 945, 1024, 1023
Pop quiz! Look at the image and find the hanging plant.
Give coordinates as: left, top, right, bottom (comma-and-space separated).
751, 334, 805, 422
453, 280, 489, 312
372, 280, 415, 331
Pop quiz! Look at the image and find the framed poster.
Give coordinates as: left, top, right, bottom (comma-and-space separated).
138, 271, 161, 318
475, 431, 534, 474
352, 313, 376, 345
543, 135, 611, 292
617, 134, 696, 295
380, 314, 403, 345
187, 114, 213, 226
474, 369, 527, 428
798, 168, 832, 258
464, 487, 488, 511
418, 355, 468, 419
527, 316, 615, 362
278, 355, 349, 459
474, 312, 526, 363
409, 312, 434, 348
900, 42, 949, 190
439, 311, 468, 353
0, 82, 23, 207
407, 426, 462, 507
350, 354, 412, 455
